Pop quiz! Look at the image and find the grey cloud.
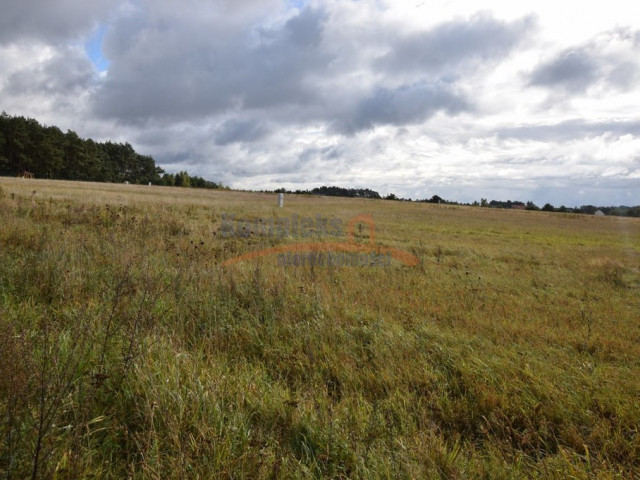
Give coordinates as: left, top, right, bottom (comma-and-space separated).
0, 0, 114, 44
4, 47, 95, 96
2, 0, 639, 209
239, 9, 331, 109
528, 29, 640, 94
377, 13, 535, 74
528, 49, 599, 92
93, 5, 331, 122
607, 62, 640, 90
94, 6, 518, 132
101, 10, 147, 61
284, 6, 326, 48
497, 119, 640, 142
299, 145, 343, 163
337, 82, 471, 134
215, 119, 270, 145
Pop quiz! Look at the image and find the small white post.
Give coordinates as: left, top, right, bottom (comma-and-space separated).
278, 193, 284, 208
148, 182, 152, 186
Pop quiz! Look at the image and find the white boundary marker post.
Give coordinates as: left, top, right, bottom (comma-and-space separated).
278, 193, 284, 207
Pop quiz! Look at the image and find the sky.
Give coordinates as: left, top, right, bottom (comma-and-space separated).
1, 0, 639, 206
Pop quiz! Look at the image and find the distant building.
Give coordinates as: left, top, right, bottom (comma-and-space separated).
594, 210, 605, 216
511, 204, 526, 210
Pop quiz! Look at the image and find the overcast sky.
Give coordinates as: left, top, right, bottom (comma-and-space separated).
1, 0, 639, 205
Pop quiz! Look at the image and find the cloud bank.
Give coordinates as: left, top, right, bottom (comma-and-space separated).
1, 0, 639, 205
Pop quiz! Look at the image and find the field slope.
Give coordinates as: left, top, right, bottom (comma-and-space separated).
1, 177, 639, 479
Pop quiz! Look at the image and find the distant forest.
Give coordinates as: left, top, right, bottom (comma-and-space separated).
275, 185, 382, 199
0, 112, 223, 188
272, 187, 640, 217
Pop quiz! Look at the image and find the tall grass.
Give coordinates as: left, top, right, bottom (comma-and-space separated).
0, 178, 639, 478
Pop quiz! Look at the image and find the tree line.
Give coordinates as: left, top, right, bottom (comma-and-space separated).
271, 186, 640, 217
0, 112, 223, 188
476, 199, 640, 217
274, 185, 382, 199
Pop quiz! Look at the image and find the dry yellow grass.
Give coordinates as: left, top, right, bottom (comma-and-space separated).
1, 177, 639, 479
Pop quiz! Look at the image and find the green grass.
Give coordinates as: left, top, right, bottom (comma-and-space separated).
1, 177, 639, 479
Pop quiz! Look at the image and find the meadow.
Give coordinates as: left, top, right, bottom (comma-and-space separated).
0, 177, 639, 479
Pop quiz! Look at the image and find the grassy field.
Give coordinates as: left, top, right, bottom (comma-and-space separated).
0, 177, 639, 479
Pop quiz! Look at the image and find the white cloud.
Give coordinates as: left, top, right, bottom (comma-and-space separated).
1, 0, 639, 206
